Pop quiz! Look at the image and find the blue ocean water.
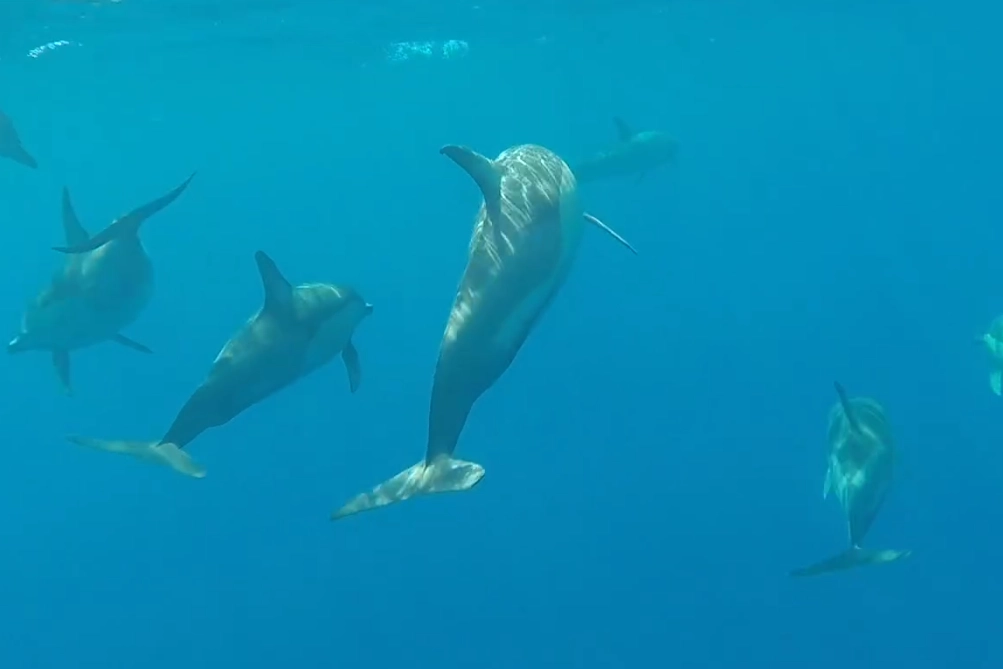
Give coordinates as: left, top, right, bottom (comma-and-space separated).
1, 1, 1001, 666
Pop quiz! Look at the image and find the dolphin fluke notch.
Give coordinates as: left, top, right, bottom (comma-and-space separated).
67, 436, 206, 478
331, 455, 485, 520
53, 173, 196, 254
790, 546, 912, 578
440, 145, 503, 214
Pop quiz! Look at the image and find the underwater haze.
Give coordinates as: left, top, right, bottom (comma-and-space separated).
1, 0, 1002, 667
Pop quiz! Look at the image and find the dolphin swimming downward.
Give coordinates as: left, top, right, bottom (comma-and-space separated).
332, 143, 636, 520
0, 109, 38, 169
790, 382, 912, 577
7, 174, 195, 394
66, 251, 373, 477
572, 117, 677, 185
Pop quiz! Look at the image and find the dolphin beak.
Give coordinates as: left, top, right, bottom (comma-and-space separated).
7, 336, 24, 354
365, 303, 374, 315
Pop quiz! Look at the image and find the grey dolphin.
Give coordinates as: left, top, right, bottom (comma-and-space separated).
790, 382, 911, 577
0, 109, 38, 169
8, 174, 194, 394
332, 143, 636, 520
573, 117, 677, 184
979, 315, 1003, 395
66, 251, 373, 477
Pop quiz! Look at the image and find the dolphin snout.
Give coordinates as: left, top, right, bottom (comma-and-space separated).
365, 303, 374, 315
7, 336, 25, 354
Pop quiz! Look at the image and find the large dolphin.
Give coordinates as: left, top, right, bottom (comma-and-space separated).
572, 117, 677, 184
8, 174, 195, 394
790, 382, 912, 577
66, 251, 373, 477
979, 315, 1003, 395
332, 143, 636, 520
0, 109, 38, 169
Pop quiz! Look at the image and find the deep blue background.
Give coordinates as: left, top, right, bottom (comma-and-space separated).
1, 1, 1001, 667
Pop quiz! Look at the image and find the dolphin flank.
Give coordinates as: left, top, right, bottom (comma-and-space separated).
331, 143, 636, 521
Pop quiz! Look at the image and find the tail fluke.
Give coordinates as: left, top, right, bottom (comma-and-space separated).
790, 546, 911, 578
53, 173, 196, 253
332, 455, 485, 520
67, 436, 206, 478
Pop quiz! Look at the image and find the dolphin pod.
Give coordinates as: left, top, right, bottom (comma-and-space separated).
65, 250, 373, 477
0, 109, 38, 169
331, 143, 636, 520
5, 98, 928, 579
572, 117, 678, 184
789, 382, 912, 577
8, 174, 194, 394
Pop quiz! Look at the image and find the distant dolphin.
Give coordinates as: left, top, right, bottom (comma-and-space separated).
790, 382, 911, 577
573, 117, 677, 184
8, 174, 195, 394
66, 251, 373, 477
332, 143, 636, 520
979, 315, 1003, 395
0, 109, 38, 169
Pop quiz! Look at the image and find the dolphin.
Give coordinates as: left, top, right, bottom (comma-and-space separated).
66, 251, 373, 477
979, 315, 1003, 395
331, 143, 636, 520
0, 109, 38, 169
572, 117, 677, 184
8, 174, 194, 394
790, 382, 912, 577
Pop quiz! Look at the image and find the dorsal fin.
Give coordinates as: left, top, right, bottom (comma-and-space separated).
254, 250, 294, 316
52, 172, 195, 254
833, 381, 863, 434
60, 187, 90, 247
440, 145, 502, 214
613, 117, 634, 142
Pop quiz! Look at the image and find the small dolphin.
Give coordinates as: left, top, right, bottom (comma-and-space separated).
572, 117, 677, 184
979, 315, 1003, 395
0, 109, 38, 169
66, 251, 373, 477
790, 382, 911, 577
8, 174, 194, 394
331, 143, 636, 520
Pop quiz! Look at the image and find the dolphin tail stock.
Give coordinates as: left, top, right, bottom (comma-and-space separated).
67, 435, 206, 478
789, 546, 912, 578
52, 172, 197, 254
583, 213, 638, 255
331, 454, 485, 520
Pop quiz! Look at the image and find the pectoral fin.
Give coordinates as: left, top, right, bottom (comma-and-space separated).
342, 340, 362, 393
823, 465, 832, 499
583, 213, 638, 255
113, 334, 153, 354
53, 350, 72, 396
